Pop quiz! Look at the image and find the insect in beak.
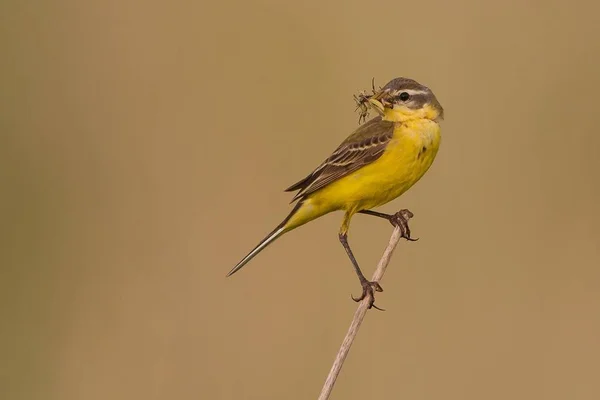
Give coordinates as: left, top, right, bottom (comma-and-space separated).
367, 97, 386, 114
354, 81, 393, 124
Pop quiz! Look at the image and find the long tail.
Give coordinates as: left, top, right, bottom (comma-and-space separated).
226, 201, 303, 277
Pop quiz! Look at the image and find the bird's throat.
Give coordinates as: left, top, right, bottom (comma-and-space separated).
383, 104, 441, 123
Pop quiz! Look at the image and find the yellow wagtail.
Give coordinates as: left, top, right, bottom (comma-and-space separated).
227, 77, 444, 308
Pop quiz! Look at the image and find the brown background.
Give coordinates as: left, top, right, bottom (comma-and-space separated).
2, 0, 600, 399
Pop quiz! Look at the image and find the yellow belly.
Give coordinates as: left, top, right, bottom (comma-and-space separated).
286, 119, 441, 229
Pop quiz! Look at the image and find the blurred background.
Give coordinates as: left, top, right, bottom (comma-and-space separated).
2, 0, 600, 399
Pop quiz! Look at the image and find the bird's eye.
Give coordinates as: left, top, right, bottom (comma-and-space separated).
399, 92, 410, 101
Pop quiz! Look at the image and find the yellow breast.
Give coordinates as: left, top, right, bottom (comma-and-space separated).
358, 119, 440, 207
315, 119, 440, 211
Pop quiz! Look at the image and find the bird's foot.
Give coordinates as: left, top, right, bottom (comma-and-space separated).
352, 279, 384, 310
389, 209, 418, 241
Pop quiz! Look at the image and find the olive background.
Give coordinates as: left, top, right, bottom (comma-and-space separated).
2, 1, 600, 399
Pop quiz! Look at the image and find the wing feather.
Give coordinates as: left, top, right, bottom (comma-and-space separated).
286, 116, 395, 202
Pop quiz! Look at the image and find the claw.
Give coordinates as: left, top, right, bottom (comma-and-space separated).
351, 280, 384, 310
389, 209, 418, 241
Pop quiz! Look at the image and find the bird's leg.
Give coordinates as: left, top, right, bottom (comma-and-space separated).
359, 209, 418, 241
338, 232, 384, 310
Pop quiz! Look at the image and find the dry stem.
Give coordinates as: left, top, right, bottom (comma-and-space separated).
317, 225, 405, 400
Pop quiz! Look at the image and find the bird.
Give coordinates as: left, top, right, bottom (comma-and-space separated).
226, 77, 444, 308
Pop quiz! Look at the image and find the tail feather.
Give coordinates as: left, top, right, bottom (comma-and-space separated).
226, 201, 303, 277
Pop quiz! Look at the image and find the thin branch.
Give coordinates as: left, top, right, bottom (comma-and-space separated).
318, 223, 407, 400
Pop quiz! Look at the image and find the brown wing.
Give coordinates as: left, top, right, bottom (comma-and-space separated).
285, 116, 395, 202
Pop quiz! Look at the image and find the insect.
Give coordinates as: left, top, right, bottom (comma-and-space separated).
353, 78, 392, 124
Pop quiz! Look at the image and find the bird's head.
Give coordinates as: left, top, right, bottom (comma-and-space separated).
357, 77, 444, 123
